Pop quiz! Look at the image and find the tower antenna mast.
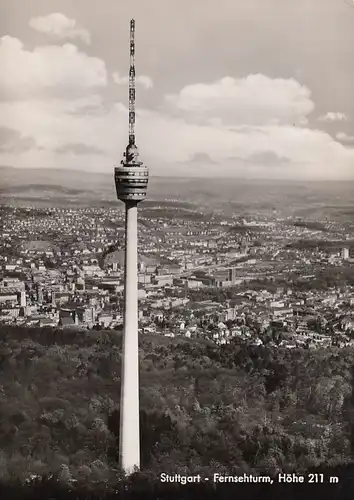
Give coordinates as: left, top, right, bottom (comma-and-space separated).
129, 19, 136, 146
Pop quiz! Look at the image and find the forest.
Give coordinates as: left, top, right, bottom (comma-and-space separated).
0, 324, 353, 498
287, 239, 354, 251
187, 266, 354, 300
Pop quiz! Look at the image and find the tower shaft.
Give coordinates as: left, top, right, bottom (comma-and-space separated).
119, 201, 139, 472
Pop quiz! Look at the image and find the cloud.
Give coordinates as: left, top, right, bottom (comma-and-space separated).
243, 151, 291, 166
188, 152, 216, 164
0, 36, 106, 97
0, 98, 120, 151
29, 13, 91, 44
0, 95, 352, 180
336, 132, 354, 143
318, 112, 347, 122
165, 74, 315, 126
55, 143, 105, 155
0, 37, 353, 182
112, 71, 153, 89
0, 126, 36, 152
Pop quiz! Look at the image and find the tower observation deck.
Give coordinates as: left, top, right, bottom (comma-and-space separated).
114, 19, 149, 202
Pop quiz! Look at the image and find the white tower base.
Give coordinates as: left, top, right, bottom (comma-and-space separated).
119, 200, 140, 474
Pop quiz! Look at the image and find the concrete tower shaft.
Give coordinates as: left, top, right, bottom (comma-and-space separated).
119, 200, 139, 472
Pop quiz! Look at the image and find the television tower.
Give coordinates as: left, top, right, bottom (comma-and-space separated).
114, 19, 149, 473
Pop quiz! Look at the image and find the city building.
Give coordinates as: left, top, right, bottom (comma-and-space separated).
342, 247, 349, 260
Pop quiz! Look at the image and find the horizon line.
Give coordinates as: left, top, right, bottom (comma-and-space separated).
0, 165, 353, 183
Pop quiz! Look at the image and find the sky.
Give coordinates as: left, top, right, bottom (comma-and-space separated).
0, 0, 354, 180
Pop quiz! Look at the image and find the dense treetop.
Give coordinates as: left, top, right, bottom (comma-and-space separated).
0, 325, 353, 498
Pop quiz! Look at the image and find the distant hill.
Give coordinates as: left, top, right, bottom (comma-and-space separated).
1, 166, 354, 220
0, 166, 206, 208
292, 220, 330, 232
228, 225, 261, 234
0, 184, 86, 196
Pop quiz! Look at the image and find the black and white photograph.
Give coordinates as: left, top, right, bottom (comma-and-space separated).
0, 0, 354, 498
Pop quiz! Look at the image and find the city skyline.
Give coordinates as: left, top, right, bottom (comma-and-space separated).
0, 0, 354, 180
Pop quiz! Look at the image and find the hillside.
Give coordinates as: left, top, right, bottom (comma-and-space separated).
0, 324, 353, 493
2, 166, 354, 220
